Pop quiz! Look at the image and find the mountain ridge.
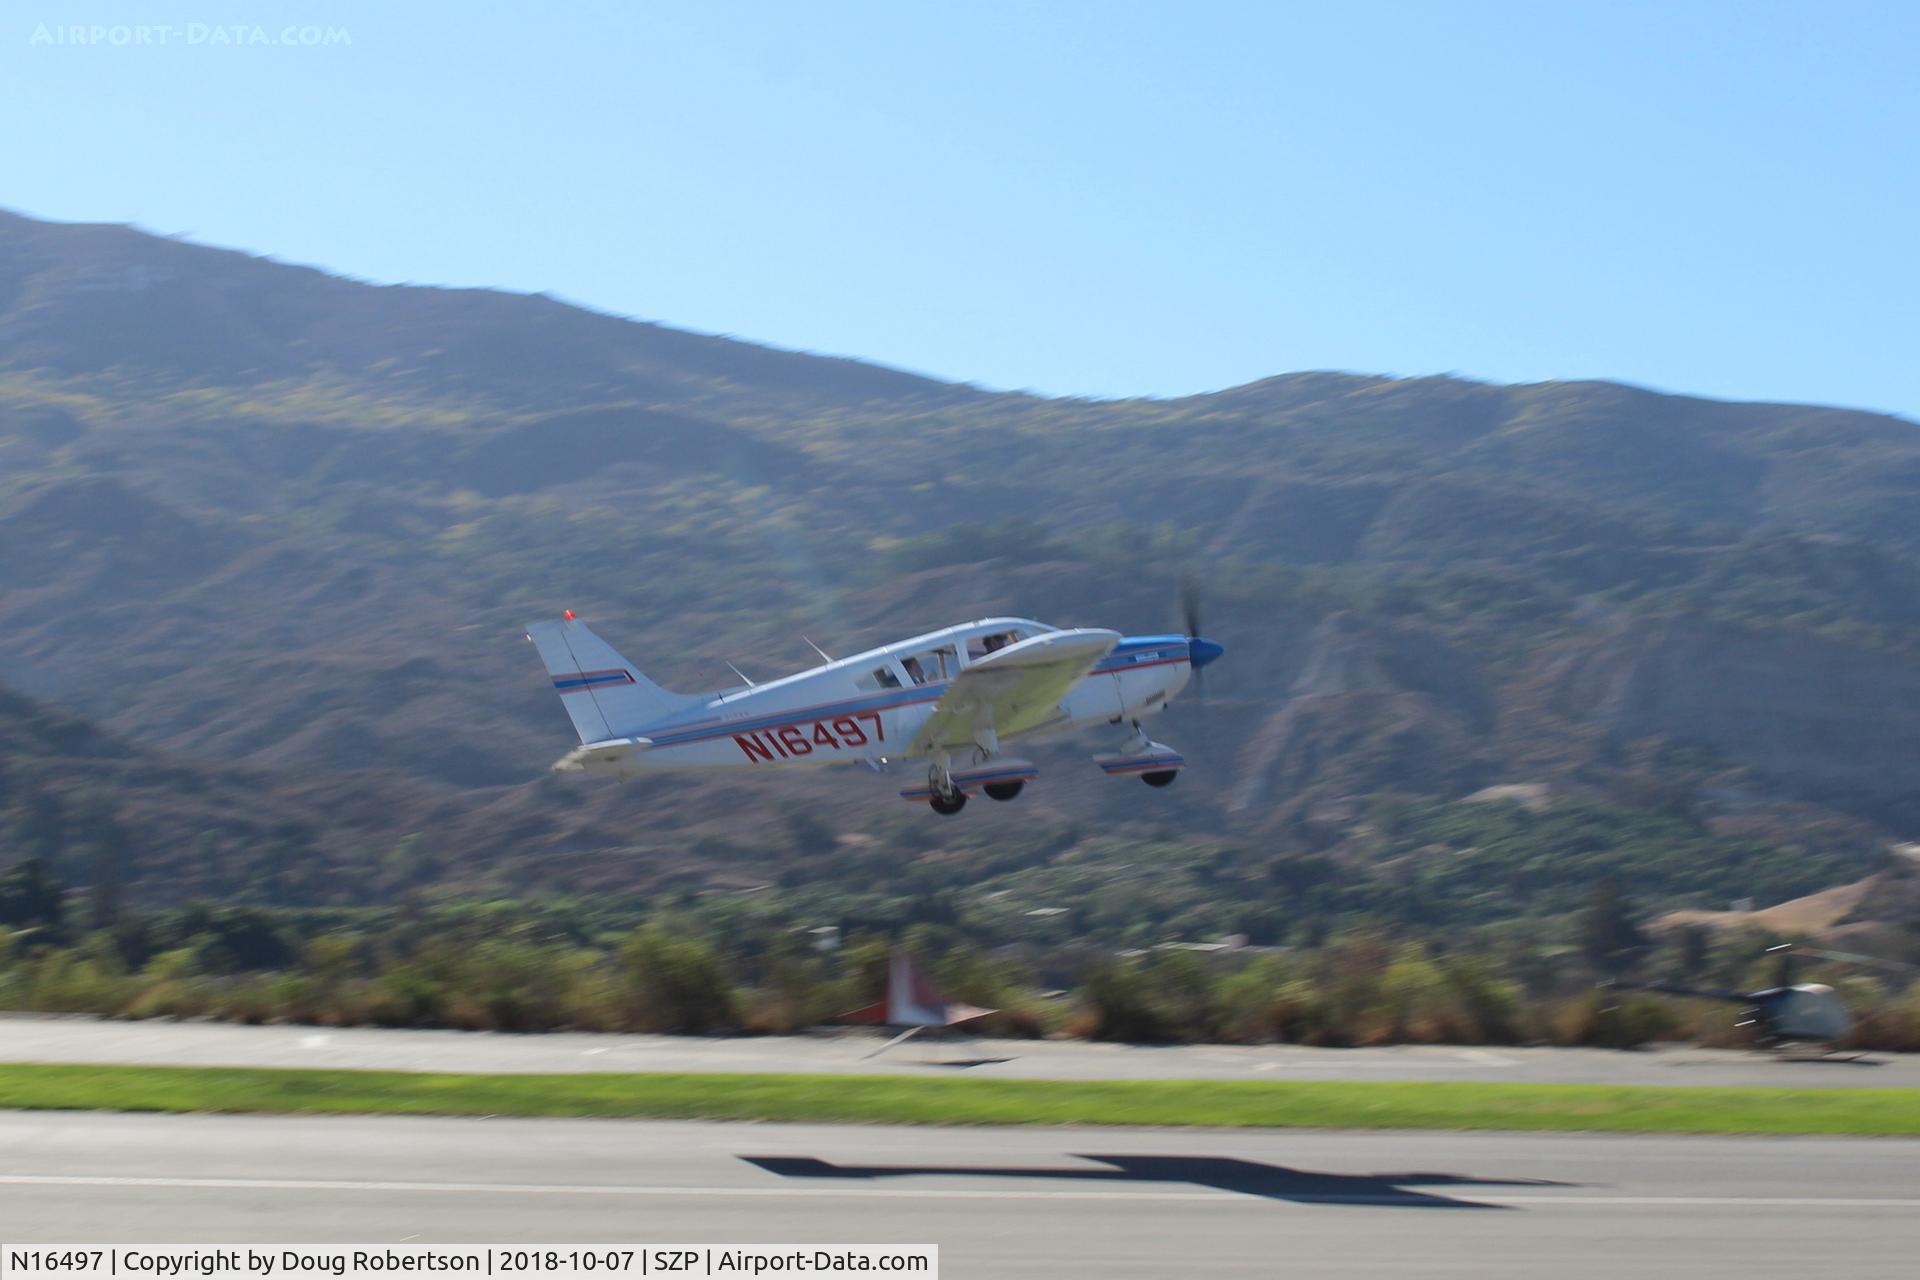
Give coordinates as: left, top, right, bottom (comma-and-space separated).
2, 208, 1917, 929
18, 208, 1919, 421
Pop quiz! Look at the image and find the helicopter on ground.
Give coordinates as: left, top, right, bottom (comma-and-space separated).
1612, 944, 1915, 1055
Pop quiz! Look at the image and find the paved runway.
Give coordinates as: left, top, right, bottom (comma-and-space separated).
3, 1111, 1918, 1278
5, 1014, 1917, 1086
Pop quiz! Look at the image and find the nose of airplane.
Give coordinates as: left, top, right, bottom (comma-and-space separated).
1188, 637, 1225, 668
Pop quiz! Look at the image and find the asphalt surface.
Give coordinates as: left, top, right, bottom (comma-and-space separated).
4, 1014, 1918, 1086
3, 1111, 1918, 1278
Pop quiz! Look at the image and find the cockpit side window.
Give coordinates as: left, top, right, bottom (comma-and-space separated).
965, 630, 1022, 659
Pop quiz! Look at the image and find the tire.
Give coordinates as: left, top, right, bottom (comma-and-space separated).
929, 791, 968, 815
983, 780, 1024, 802
1141, 770, 1179, 788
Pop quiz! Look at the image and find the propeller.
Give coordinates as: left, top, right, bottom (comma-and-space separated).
1181, 575, 1204, 650
1173, 573, 1229, 800
1178, 573, 1224, 694
1180, 574, 1205, 704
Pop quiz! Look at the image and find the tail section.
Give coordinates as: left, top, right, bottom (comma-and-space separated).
526, 615, 703, 742
838, 948, 996, 1028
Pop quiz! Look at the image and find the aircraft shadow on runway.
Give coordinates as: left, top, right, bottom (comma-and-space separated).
741, 1154, 1573, 1208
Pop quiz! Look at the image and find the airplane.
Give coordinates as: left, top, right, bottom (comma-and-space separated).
525, 611, 1224, 815
839, 947, 996, 1056
1611, 943, 1919, 1056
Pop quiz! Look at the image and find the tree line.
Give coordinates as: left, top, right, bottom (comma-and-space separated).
5, 858, 1918, 1050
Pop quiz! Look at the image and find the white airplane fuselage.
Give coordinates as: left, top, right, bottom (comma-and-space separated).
542, 617, 1204, 778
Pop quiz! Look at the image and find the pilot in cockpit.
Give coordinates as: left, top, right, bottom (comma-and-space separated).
969, 631, 1016, 659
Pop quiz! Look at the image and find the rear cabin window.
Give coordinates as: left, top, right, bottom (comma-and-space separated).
855, 664, 903, 691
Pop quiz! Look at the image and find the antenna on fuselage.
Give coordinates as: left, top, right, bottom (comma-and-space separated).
802, 636, 835, 664
725, 661, 757, 687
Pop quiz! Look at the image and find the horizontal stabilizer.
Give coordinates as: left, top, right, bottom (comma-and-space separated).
551, 736, 652, 773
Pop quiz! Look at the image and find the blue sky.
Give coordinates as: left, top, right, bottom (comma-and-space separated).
4, 1, 1917, 414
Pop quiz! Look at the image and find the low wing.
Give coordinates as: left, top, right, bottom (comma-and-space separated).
908, 628, 1120, 756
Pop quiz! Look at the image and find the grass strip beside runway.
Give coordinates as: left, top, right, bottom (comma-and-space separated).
2, 1064, 1919, 1134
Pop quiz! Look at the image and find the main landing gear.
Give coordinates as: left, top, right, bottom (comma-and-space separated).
903, 752, 1040, 814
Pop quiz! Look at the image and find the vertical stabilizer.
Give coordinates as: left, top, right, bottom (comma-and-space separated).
526, 616, 702, 742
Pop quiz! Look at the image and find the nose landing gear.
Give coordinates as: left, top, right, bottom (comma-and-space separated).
1095, 722, 1185, 786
